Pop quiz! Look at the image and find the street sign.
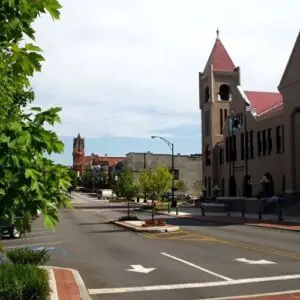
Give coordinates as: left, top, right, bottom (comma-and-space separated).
126, 264, 156, 274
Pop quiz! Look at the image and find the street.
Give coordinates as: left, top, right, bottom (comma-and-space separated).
2, 192, 300, 300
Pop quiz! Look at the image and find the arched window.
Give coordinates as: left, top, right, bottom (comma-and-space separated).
219, 84, 230, 101
204, 87, 210, 103
205, 144, 211, 166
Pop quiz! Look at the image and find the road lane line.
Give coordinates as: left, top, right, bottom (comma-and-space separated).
3, 241, 63, 249
88, 274, 300, 295
7, 235, 57, 241
197, 289, 300, 300
161, 252, 232, 281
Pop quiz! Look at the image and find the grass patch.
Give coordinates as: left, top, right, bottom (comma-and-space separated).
6, 247, 50, 265
0, 264, 51, 300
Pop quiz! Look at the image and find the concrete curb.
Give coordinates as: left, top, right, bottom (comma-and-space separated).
44, 266, 92, 300
156, 210, 300, 232
113, 220, 180, 233
247, 223, 300, 232
47, 268, 58, 300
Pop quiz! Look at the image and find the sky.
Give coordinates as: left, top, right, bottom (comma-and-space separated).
30, 0, 300, 165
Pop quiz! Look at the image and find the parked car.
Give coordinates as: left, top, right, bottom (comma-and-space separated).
0, 209, 41, 239
0, 218, 21, 239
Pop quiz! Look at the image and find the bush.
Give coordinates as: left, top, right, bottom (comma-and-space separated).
6, 247, 50, 265
0, 264, 51, 300
118, 215, 139, 221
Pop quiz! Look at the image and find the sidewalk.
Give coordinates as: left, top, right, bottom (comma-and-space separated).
159, 208, 300, 232
44, 266, 91, 300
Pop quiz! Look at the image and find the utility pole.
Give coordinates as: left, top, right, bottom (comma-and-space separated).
144, 152, 147, 203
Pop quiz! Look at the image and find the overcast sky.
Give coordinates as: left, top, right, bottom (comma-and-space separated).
31, 0, 299, 164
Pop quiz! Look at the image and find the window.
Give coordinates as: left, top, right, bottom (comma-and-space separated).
240, 132, 245, 160
257, 131, 262, 157
220, 109, 223, 134
249, 131, 254, 159
225, 137, 229, 162
240, 113, 244, 125
205, 144, 211, 166
262, 129, 267, 156
276, 126, 281, 153
219, 148, 224, 165
282, 125, 285, 153
208, 177, 211, 196
232, 135, 237, 161
219, 84, 231, 101
224, 109, 228, 122
204, 111, 210, 137
245, 131, 249, 159
204, 87, 210, 103
267, 128, 272, 155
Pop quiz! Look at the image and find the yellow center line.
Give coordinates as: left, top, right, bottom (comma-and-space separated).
142, 229, 300, 260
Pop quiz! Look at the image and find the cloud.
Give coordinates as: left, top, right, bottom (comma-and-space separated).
31, 0, 299, 138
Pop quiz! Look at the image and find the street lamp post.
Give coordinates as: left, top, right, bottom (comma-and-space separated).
151, 136, 176, 209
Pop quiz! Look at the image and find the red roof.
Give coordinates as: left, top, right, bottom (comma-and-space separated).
82, 155, 125, 167
244, 91, 283, 115
204, 38, 235, 72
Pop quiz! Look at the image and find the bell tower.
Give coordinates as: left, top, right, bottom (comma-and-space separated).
199, 30, 240, 195
72, 133, 85, 175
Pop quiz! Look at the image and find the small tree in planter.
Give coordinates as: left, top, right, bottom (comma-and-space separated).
116, 169, 139, 219
149, 166, 173, 222
139, 169, 153, 205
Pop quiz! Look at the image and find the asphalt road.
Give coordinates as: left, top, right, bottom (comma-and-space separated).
2, 192, 300, 300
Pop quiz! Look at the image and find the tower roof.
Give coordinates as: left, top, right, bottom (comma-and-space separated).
203, 31, 235, 73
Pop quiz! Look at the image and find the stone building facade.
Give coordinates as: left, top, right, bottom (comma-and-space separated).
123, 152, 202, 195
200, 30, 300, 198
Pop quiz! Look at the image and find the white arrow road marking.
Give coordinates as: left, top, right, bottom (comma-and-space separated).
126, 265, 156, 274
235, 258, 277, 265
161, 252, 232, 281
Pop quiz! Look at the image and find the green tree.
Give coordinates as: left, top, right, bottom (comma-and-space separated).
69, 169, 78, 191
0, 0, 71, 230
81, 167, 92, 190
116, 169, 139, 217
139, 169, 153, 203
175, 180, 187, 193
95, 169, 108, 189
192, 180, 203, 196
140, 166, 173, 221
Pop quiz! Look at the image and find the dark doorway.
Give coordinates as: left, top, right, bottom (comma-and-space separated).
243, 175, 252, 197
221, 178, 225, 196
265, 173, 274, 197
229, 176, 237, 196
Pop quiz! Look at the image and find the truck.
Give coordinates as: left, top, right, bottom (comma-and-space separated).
97, 189, 116, 200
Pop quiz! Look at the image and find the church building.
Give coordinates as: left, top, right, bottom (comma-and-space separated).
200, 30, 300, 198
72, 134, 125, 178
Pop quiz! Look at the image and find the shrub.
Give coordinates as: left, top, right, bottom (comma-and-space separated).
118, 215, 139, 221
0, 264, 51, 300
6, 247, 50, 265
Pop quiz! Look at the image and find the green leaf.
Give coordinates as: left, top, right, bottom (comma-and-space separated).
44, 211, 59, 229
25, 44, 42, 52
44, 0, 62, 20
31, 107, 42, 112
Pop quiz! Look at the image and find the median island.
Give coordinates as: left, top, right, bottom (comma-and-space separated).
113, 215, 180, 233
